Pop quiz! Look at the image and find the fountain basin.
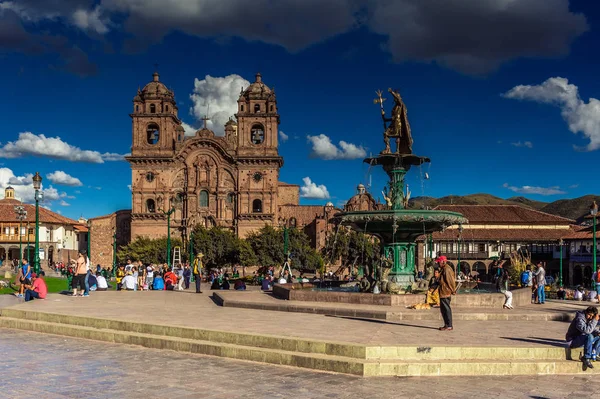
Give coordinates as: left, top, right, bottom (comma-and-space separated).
337, 209, 468, 242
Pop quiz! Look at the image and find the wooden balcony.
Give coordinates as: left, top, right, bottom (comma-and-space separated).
0, 234, 36, 243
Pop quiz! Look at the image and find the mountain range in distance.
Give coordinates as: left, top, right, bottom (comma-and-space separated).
407, 193, 600, 223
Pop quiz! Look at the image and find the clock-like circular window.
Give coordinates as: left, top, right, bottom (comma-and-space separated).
146, 172, 155, 182
253, 172, 263, 182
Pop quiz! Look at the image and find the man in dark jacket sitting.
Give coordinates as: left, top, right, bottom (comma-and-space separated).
566, 306, 600, 369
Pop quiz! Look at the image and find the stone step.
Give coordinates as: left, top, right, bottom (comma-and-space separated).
213, 293, 572, 322
0, 308, 574, 362
0, 308, 367, 359
0, 316, 596, 377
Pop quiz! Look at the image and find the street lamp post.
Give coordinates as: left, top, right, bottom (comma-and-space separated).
592, 201, 598, 276
112, 229, 117, 276
26, 222, 30, 264
14, 206, 27, 267
86, 219, 92, 262
559, 238, 564, 287
457, 224, 463, 278
32, 172, 43, 274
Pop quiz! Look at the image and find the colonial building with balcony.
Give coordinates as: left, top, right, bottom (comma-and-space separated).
421, 205, 576, 282
0, 186, 85, 269
562, 224, 600, 286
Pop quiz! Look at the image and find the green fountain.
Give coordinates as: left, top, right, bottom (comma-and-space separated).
337, 89, 468, 291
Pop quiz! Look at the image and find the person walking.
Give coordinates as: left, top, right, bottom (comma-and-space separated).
193, 253, 204, 294
533, 262, 546, 304
500, 269, 513, 309
72, 252, 87, 297
436, 256, 456, 331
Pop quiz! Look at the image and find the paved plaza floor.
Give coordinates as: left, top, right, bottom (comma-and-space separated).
3, 290, 584, 348
0, 328, 594, 399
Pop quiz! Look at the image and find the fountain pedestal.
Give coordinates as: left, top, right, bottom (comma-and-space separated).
384, 241, 416, 285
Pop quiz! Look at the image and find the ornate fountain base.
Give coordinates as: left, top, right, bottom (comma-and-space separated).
383, 242, 416, 287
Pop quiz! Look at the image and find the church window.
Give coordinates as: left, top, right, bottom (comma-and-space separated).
269, 105, 274, 112
150, 104, 156, 113
240, 105, 244, 112
252, 199, 262, 213
253, 172, 262, 182
136, 105, 139, 112
147, 123, 160, 145
254, 104, 260, 113
146, 172, 155, 182
226, 193, 235, 204
165, 105, 169, 112
251, 124, 265, 145
146, 199, 156, 213
199, 190, 209, 207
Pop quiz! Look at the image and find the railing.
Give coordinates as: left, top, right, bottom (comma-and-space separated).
0, 234, 36, 242
448, 251, 489, 260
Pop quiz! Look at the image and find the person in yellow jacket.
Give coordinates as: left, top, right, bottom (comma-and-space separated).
115, 264, 126, 291
193, 253, 204, 294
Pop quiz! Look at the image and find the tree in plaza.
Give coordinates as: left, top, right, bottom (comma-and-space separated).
190, 225, 240, 269
246, 225, 323, 271
235, 239, 259, 267
117, 236, 183, 264
322, 227, 380, 276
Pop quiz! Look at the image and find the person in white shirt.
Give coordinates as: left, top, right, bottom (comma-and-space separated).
121, 273, 136, 291
96, 273, 109, 291
145, 265, 154, 290
125, 259, 133, 273
176, 265, 184, 291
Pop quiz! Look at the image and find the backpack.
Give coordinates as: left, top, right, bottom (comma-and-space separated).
521, 271, 529, 285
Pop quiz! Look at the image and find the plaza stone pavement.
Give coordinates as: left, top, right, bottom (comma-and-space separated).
0, 328, 595, 399
0, 290, 581, 347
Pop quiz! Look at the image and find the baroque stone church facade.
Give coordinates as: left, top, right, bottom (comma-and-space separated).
127, 72, 306, 241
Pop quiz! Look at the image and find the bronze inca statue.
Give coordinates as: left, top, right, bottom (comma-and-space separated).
375, 88, 414, 154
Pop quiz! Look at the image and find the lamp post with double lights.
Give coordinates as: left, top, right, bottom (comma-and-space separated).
86, 219, 92, 262
160, 196, 181, 270
457, 224, 463, 278
14, 206, 27, 267
112, 228, 117, 276
559, 238, 564, 287
32, 172, 43, 274
591, 201, 598, 275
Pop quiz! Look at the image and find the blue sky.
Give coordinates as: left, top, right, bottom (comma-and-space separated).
0, 0, 599, 220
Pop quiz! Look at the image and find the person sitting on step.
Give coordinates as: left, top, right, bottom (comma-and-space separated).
566, 306, 600, 369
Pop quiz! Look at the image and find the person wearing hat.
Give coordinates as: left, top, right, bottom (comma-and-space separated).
436, 255, 456, 331
24, 271, 47, 302
193, 253, 204, 294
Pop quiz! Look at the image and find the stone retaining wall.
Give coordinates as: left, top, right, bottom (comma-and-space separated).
273, 283, 532, 308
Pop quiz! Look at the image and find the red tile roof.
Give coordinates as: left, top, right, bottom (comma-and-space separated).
432, 227, 575, 242
0, 198, 79, 225
434, 205, 574, 225
73, 224, 89, 233
562, 225, 600, 240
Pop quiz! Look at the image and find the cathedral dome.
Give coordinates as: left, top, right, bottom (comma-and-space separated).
345, 184, 380, 212
141, 72, 173, 98
241, 73, 273, 100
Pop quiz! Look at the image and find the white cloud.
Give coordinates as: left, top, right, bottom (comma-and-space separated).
569, 184, 579, 189
504, 77, 600, 151
72, 6, 109, 34
74, 190, 81, 194
511, 141, 533, 148
0, 167, 62, 204
279, 131, 289, 143
181, 121, 197, 137
190, 74, 250, 136
59, 200, 70, 206
307, 134, 366, 160
46, 171, 83, 187
127, 184, 132, 191
300, 177, 330, 199
60, 192, 76, 199
0, 132, 128, 163
503, 183, 566, 196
